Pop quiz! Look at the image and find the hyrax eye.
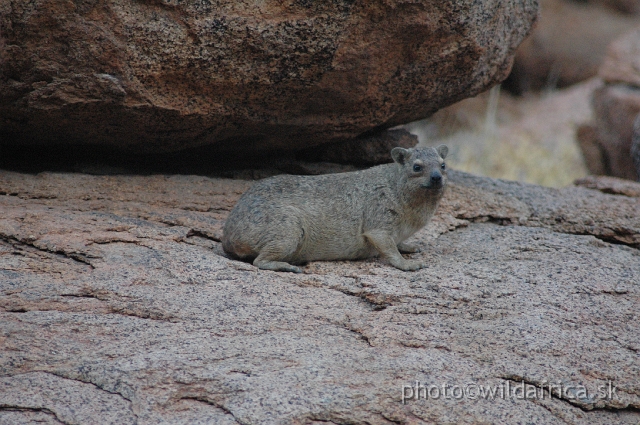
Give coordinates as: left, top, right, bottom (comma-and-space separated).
413, 164, 422, 172
441, 163, 446, 170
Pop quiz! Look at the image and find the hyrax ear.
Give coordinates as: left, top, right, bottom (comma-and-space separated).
436, 144, 449, 160
391, 147, 410, 165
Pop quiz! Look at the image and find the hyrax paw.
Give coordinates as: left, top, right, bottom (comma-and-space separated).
393, 259, 427, 271
397, 242, 420, 254
254, 260, 303, 273
286, 265, 303, 273
272, 264, 302, 273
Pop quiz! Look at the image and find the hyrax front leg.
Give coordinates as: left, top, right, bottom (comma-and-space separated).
253, 241, 302, 273
397, 241, 420, 253
364, 230, 426, 271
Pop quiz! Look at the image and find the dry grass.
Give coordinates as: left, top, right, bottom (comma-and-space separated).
403, 80, 600, 188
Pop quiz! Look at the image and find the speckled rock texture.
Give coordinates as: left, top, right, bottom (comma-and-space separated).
0, 0, 538, 154
0, 169, 639, 424
578, 27, 640, 181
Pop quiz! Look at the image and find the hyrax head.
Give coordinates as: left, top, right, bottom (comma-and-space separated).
391, 145, 449, 191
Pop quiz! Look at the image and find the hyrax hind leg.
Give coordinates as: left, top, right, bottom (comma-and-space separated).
252, 220, 304, 273
364, 230, 426, 271
254, 244, 302, 273
397, 241, 420, 253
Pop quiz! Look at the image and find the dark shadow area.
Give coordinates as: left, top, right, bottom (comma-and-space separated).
0, 142, 303, 178
0, 129, 413, 178
0, 141, 370, 179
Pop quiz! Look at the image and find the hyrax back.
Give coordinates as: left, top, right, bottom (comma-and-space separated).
223, 145, 449, 272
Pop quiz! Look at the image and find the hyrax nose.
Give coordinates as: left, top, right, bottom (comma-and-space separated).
430, 171, 442, 184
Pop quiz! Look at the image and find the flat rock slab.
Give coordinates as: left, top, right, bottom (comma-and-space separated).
0, 170, 639, 424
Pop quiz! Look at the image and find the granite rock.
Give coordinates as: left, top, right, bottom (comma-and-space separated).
0, 169, 638, 424
504, 0, 638, 94
588, 0, 640, 14
0, 0, 538, 155
578, 28, 640, 180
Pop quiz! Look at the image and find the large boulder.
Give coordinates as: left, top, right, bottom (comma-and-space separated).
587, 0, 640, 14
504, 0, 638, 94
578, 28, 640, 181
0, 0, 538, 155
0, 169, 639, 424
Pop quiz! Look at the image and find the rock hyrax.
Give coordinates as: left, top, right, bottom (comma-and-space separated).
223, 145, 449, 272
